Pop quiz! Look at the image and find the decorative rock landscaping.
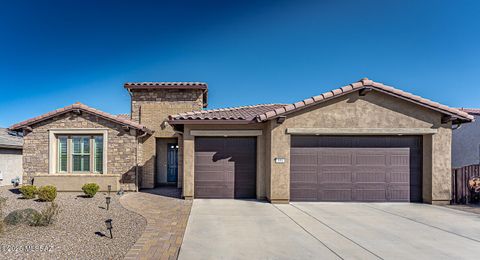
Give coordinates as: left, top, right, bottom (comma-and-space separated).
0, 186, 146, 259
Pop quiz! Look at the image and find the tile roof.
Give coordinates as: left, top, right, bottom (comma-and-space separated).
169, 104, 286, 122
0, 128, 23, 149
459, 108, 480, 115
169, 78, 473, 125
116, 114, 131, 120
255, 78, 474, 123
9, 103, 152, 133
124, 82, 208, 90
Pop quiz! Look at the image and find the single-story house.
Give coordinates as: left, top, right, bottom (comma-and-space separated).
0, 128, 23, 186
9, 78, 474, 204
452, 108, 480, 168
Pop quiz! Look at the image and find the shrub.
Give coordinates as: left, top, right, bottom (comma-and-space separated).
37, 185, 57, 202
82, 183, 100, 198
30, 202, 60, 226
19, 185, 37, 199
4, 208, 40, 225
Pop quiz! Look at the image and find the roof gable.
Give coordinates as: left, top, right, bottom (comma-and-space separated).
9, 103, 152, 133
255, 78, 474, 123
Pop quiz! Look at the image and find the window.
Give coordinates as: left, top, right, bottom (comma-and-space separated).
56, 135, 104, 173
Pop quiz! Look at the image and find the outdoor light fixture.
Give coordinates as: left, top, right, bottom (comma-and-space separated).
106, 196, 111, 210
105, 219, 113, 239
107, 185, 111, 195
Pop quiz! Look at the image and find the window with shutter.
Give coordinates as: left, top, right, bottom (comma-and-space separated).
56, 135, 104, 174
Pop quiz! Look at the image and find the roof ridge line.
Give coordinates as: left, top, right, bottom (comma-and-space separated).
255, 78, 474, 122
9, 103, 151, 133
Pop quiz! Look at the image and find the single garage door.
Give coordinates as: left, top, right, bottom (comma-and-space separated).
194, 137, 256, 199
290, 136, 422, 202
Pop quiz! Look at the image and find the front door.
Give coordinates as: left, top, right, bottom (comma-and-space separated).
167, 143, 178, 183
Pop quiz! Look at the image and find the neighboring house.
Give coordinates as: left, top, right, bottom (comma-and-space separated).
9, 78, 473, 205
0, 128, 23, 186
452, 109, 480, 168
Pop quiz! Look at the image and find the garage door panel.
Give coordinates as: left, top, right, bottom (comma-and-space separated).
355, 171, 386, 183
291, 136, 421, 202
388, 186, 410, 201
321, 171, 352, 183
354, 189, 387, 201
319, 152, 352, 165
389, 171, 410, 183
319, 189, 352, 201
291, 171, 317, 184
355, 153, 387, 166
291, 187, 318, 201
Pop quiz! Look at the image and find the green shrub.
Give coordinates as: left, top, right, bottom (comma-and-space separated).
19, 185, 37, 199
82, 183, 100, 198
37, 185, 57, 202
4, 208, 40, 225
30, 202, 60, 226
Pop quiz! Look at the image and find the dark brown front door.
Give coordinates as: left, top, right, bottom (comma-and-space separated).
290, 136, 422, 202
194, 137, 256, 199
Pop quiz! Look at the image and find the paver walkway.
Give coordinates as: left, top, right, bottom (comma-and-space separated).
120, 187, 192, 260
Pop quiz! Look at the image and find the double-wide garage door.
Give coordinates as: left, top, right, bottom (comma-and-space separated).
194, 137, 256, 199
290, 136, 422, 202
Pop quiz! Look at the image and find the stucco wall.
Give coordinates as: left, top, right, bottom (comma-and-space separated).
0, 148, 23, 186
266, 91, 451, 204
130, 89, 204, 188
22, 112, 138, 190
452, 114, 480, 168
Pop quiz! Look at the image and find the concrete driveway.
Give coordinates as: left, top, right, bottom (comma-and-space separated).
179, 200, 480, 260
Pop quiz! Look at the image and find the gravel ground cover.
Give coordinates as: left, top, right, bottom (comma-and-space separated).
0, 186, 146, 259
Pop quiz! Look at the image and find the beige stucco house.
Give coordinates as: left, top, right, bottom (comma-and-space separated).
9, 78, 473, 204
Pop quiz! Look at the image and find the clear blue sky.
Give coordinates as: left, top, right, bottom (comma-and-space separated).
1, 0, 479, 127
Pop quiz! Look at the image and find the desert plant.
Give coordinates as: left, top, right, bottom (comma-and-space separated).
19, 185, 37, 199
4, 208, 40, 225
37, 185, 57, 202
30, 202, 60, 226
82, 183, 100, 198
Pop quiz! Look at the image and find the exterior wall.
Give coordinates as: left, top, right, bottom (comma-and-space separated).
181, 124, 267, 200
34, 174, 120, 192
130, 89, 204, 188
0, 148, 23, 186
22, 112, 138, 191
452, 114, 480, 168
266, 91, 452, 204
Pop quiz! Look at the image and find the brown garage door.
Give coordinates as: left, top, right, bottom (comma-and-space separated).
194, 137, 256, 199
290, 136, 422, 202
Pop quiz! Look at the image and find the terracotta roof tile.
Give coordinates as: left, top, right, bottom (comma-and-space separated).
169, 104, 286, 123
256, 78, 474, 122
124, 82, 207, 90
9, 103, 152, 133
459, 108, 480, 115
169, 78, 474, 125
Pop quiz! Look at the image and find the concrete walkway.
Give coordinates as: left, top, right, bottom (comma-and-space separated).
180, 200, 480, 260
120, 188, 192, 260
